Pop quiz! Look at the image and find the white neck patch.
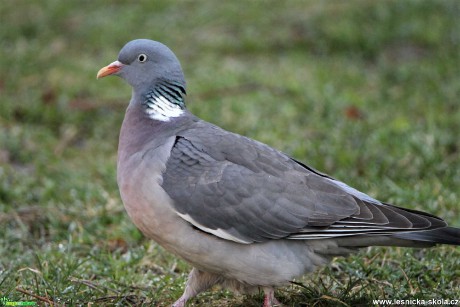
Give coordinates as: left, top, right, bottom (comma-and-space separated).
144, 95, 184, 122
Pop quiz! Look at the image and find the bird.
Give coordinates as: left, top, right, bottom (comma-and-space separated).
97, 39, 460, 307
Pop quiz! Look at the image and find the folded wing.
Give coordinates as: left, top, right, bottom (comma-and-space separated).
161, 123, 447, 244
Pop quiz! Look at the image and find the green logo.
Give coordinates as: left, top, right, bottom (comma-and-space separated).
0, 297, 37, 306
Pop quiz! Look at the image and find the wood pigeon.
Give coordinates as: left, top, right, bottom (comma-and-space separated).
97, 39, 460, 307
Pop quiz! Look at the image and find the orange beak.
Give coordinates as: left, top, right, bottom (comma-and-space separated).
97, 60, 124, 79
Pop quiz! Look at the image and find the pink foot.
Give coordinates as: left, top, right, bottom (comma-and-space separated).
172, 297, 186, 307
263, 287, 283, 307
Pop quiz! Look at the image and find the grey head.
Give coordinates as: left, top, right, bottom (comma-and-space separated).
97, 39, 186, 96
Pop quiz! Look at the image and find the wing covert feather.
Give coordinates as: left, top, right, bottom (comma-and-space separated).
162, 127, 359, 243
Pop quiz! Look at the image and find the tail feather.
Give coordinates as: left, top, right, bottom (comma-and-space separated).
334, 226, 460, 248
393, 226, 460, 245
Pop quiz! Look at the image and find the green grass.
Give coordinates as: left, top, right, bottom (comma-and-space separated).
1, 0, 459, 306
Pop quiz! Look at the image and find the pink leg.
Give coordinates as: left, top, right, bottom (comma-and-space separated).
172, 268, 221, 307
263, 287, 283, 307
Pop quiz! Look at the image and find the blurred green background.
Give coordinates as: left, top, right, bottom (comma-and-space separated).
1, 1, 459, 306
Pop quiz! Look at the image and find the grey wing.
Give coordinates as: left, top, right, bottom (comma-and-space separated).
161, 126, 446, 244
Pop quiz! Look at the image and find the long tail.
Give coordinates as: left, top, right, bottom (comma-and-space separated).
334, 226, 460, 249
392, 226, 460, 245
